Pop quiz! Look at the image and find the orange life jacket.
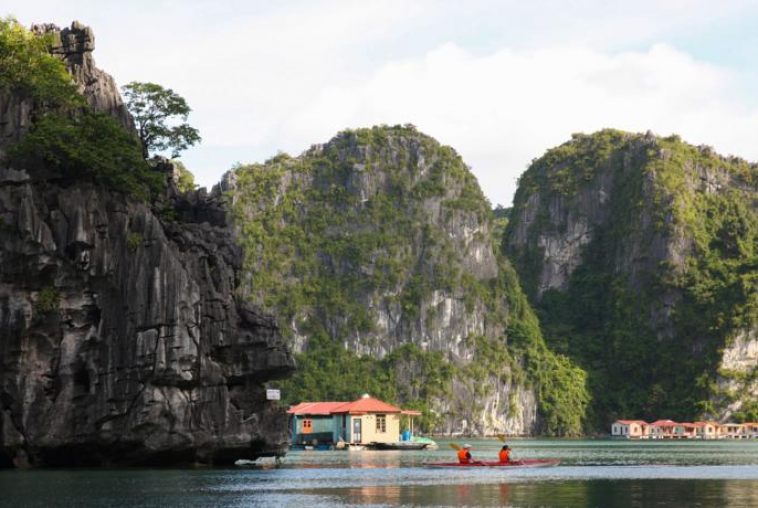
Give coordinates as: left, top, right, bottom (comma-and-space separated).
457, 448, 471, 464
499, 449, 510, 463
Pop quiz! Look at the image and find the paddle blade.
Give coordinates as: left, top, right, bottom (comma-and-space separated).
448, 443, 461, 451
496, 434, 507, 442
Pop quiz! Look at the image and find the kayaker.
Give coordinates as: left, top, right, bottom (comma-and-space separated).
498, 445, 511, 464
457, 444, 473, 464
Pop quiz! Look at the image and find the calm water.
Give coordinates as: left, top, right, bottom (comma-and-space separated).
1, 439, 758, 507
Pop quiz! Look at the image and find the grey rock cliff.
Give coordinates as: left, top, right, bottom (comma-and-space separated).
0, 23, 294, 467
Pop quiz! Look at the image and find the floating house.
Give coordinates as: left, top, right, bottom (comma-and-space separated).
288, 394, 422, 447
611, 420, 648, 438
611, 419, 758, 439
692, 421, 719, 439
719, 422, 758, 439
648, 419, 679, 439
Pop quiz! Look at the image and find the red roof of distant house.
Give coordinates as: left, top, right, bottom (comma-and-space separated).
287, 402, 346, 415
650, 419, 678, 426
617, 420, 648, 425
331, 396, 403, 414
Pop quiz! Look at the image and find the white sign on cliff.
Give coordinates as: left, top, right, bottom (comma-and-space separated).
266, 389, 281, 401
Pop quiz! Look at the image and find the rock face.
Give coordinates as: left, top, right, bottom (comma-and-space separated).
505, 129, 758, 425
238, 132, 501, 358
230, 126, 588, 436
0, 23, 293, 467
716, 330, 758, 421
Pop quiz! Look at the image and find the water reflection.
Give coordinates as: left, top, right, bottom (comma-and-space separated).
1, 440, 757, 507
282, 437, 758, 469
307, 479, 758, 507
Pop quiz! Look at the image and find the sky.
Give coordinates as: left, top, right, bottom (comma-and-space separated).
5, 0, 758, 205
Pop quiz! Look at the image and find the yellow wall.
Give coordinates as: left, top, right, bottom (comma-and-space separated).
351, 413, 401, 444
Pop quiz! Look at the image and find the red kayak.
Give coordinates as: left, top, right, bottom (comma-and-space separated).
425, 458, 560, 468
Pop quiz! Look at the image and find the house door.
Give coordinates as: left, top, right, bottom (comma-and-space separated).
353, 418, 362, 443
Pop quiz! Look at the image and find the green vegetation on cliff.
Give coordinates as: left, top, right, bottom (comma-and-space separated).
232, 125, 488, 341
506, 129, 758, 428
8, 111, 162, 200
0, 17, 81, 107
0, 18, 162, 200
232, 125, 588, 435
172, 160, 196, 193
277, 259, 589, 434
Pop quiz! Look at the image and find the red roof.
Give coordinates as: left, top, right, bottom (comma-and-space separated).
287, 402, 346, 415
617, 420, 648, 425
331, 396, 402, 414
650, 419, 679, 426
288, 396, 416, 416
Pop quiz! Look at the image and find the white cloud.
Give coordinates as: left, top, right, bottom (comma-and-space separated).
284, 42, 757, 205
4, 1, 758, 205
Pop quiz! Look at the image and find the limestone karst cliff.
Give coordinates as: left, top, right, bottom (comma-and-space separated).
505, 129, 758, 427
229, 126, 589, 436
0, 21, 293, 467
0, 21, 132, 157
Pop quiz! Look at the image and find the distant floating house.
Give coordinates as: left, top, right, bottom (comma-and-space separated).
692, 421, 719, 439
611, 420, 648, 438
611, 419, 758, 439
648, 419, 679, 439
288, 394, 422, 447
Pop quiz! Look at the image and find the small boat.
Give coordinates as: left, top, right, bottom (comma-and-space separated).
412, 436, 438, 448
369, 441, 429, 450
424, 458, 560, 468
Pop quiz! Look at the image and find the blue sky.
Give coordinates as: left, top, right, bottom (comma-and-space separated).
6, 0, 758, 205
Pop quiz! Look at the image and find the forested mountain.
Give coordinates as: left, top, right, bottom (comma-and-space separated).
505, 129, 758, 428
228, 126, 588, 435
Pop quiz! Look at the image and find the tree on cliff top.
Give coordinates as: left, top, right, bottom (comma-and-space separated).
122, 82, 201, 158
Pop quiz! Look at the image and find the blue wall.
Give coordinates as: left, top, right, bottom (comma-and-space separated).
291, 415, 336, 444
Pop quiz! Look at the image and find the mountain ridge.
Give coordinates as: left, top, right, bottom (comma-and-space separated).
505, 128, 757, 427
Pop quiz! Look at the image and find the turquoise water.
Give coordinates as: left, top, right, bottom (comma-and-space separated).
1, 439, 757, 507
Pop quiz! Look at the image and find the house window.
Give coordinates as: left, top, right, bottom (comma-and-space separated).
302, 419, 312, 433
376, 414, 387, 433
